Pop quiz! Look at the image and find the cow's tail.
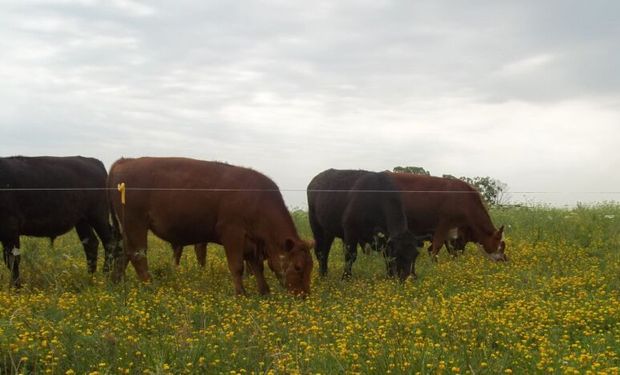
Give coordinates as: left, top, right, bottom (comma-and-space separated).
109, 200, 122, 240
106, 173, 123, 256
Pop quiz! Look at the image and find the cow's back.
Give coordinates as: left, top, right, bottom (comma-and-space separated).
108, 157, 286, 246
0, 156, 109, 237
343, 171, 407, 241
307, 169, 371, 238
388, 173, 484, 233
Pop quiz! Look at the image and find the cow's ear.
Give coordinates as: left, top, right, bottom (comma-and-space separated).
305, 239, 315, 250
284, 238, 295, 252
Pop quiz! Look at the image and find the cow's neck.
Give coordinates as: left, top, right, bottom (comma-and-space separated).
384, 208, 409, 238
256, 205, 299, 256
467, 203, 497, 242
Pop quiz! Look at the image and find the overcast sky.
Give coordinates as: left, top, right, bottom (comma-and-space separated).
1, 0, 619, 208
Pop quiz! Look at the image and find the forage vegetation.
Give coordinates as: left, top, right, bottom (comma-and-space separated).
1, 204, 619, 374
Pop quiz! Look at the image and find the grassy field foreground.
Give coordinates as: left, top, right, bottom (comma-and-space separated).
1, 204, 619, 374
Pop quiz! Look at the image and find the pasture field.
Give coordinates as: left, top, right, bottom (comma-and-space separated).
1, 204, 620, 374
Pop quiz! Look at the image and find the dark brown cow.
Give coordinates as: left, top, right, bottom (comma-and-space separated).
0, 156, 119, 287
108, 157, 313, 296
388, 173, 507, 261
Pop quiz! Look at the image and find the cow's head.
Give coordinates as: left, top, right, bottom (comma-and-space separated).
387, 231, 421, 281
271, 238, 314, 296
479, 225, 507, 262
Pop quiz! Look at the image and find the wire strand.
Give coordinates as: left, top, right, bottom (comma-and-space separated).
0, 187, 619, 194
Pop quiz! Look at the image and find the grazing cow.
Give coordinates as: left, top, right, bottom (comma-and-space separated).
307, 169, 421, 280
171, 243, 207, 267
108, 157, 313, 296
0, 156, 118, 287
388, 173, 507, 261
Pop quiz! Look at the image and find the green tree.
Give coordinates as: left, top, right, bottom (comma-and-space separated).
393, 166, 431, 175
459, 176, 509, 206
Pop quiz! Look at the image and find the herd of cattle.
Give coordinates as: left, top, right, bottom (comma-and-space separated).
0, 156, 507, 295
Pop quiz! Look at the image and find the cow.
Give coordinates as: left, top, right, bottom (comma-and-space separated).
0, 156, 119, 287
307, 169, 421, 281
388, 173, 507, 262
107, 157, 314, 296
171, 243, 207, 267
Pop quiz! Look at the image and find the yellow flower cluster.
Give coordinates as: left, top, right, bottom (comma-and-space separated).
0, 206, 619, 373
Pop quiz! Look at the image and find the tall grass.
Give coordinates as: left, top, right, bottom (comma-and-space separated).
1, 204, 619, 374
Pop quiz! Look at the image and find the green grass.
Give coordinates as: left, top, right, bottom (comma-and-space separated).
1, 204, 619, 374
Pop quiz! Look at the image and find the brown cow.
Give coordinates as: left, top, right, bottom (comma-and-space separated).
108, 157, 313, 296
388, 173, 507, 261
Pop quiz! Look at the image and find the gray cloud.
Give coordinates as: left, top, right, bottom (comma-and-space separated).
1, 0, 619, 207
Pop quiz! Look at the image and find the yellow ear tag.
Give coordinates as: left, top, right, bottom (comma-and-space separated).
117, 182, 126, 205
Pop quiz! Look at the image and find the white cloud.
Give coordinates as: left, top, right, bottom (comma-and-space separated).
1, 0, 619, 208
495, 54, 556, 76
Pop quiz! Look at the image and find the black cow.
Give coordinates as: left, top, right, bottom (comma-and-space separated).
0, 156, 119, 287
307, 169, 421, 280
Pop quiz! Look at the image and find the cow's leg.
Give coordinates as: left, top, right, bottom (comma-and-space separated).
171, 244, 183, 266
246, 253, 269, 295
430, 225, 450, 261
427, 241, 451, 257
373, 233, 388, 253
119, 220, 150, 282
342, 232, 359, 280
221, 231, 247, 295
194, 243, 207, 268
88, 214, 118, 273
309, 210, 334, 277
445, 240, 458, 257
111, 248, 130, 283
246, 240, 265, 278
314, 232, 334, 277
75, 222, 99, 273
2, 238, 22, 288
382, 242, 397, 278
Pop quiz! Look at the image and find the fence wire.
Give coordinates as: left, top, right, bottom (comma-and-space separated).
0, 187, 619, 194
